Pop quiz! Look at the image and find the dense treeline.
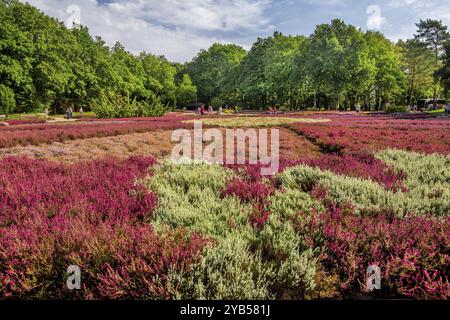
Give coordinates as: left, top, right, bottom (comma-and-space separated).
186, 19, 450, 111
1, 0, 450, 114
0, 0, 196, 116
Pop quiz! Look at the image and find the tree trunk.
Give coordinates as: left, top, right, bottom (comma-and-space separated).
408, 66, 416, 107
433, 44, 439, 109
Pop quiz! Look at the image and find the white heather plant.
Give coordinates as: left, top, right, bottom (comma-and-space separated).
375, 149, 450, 217
375, 149, 450, 187
145, 161, 248, 238
278, 163, 449, 217
144, 161, 318, 299
268, 189, 325, 220
168, 234, 273, 300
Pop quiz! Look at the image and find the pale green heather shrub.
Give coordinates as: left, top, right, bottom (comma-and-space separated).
259, 214, 302, 257
257, 214, 317, 296
145, 161, 249, 238
168, 233, 272, 300
275, 249, 317, 297
376, 149, 450, 217
144, 161, 317, 299
278, 164, 449, 217
376, 149, 449, 187
268, 189, 324, 220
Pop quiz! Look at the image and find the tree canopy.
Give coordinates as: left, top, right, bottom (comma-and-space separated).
185, 20, 442, 111
1, 1, 449, 114
0, 0, 195, 115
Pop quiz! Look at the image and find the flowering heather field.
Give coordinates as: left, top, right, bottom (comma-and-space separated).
0, 113, 449, 300
288, 115, 450, 154
0, 114, 194, 149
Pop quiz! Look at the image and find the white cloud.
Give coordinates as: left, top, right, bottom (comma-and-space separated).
366, 5, 387, 30
105, 0, 272, 32
24, 0, 273, 62
303, 0, 345, 5
389, 0, 421, 8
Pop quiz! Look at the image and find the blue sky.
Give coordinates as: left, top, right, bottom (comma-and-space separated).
25, 0, 450, 62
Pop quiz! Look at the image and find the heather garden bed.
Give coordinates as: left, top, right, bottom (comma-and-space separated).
0, 113, 448, 300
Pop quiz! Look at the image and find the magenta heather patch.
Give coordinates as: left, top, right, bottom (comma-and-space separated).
296, 208, 450, 299
304, 152, 407, 191
222, 177, 275, 230
0, 155, 209, 299
222, 177, 275, 203
0, 114, 193, 148
0, 155, 158, 224
288, 120, 450, 155
224, 159, 301, 182
0, 217, 208, 299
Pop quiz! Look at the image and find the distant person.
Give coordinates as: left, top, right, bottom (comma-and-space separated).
219, 106, 223, 115
65, 107, 71, 119
208, 105, 213, 115
44, 108, 49, 117
445, 104, 450, 115
272, 106, 278, 115
79, 106, 84, 115
200, 105, 205, 116
355, 104, 361, 113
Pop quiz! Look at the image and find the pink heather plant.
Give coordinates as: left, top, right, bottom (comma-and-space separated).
304, 152, 407, 191
225, 159, 302, 182
288, 120, 450, 155
294, 206, 449, 299
0, 155, 209, 299
0, 156, 158, 224
0, 115, 193, 148
222, 177, 276, 230
0, 216, 208, 299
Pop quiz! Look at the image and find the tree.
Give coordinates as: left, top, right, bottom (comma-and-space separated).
0, 84, 15, 114
186, 43, 246, 103
139, 53, 177, 107
437, 41, 450, 95
0, 0, 37, 112
415, 19, 450, 107
301, 20, 375, 110
231, 37, 269, 108
232, 32, 308, 109
261, 32, 306, 108
0, 1, 185, 116
398, 39, 435, 105
176, 74, 197, 107
365, 31, 405, 110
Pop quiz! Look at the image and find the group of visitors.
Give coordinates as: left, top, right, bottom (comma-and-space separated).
269, 106, 278, 115
65, 106, 83, 119
198, 105, 214, 116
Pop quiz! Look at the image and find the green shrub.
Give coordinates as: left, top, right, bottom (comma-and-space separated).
91, 91, 168, 118
375, 149, 450, 188
376, 149, 450, 216
0, 85, 16, 115
385, 105, 408, 113
211, 97, 225, 108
